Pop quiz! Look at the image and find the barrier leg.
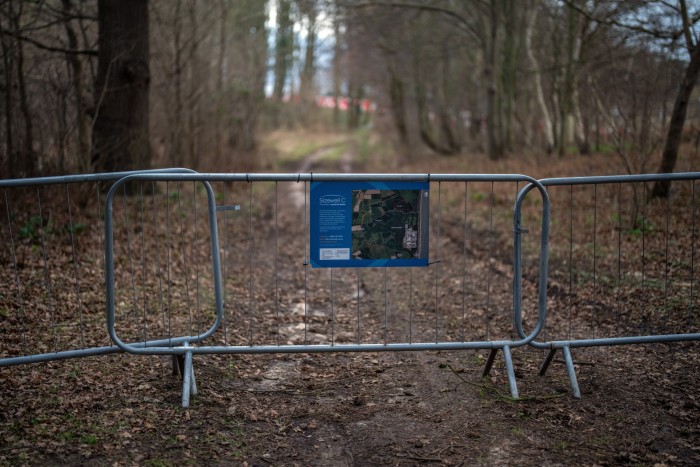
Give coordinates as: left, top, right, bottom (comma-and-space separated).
538, 348, 557, 376
173, 355, 182, 376
191, 363, 198, 396
481, 347, 519, 399
562, 345, 581, 399
182, 343, 196, 408
502, 345, 519, 399
482, 349, 498, 377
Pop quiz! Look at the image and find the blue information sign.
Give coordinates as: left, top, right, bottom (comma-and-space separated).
310, 181, 429, 268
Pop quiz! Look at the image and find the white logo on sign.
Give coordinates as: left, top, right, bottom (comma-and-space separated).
320, 195, 346, 206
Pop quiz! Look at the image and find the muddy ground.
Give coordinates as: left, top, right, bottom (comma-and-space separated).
1, 137, 700, 465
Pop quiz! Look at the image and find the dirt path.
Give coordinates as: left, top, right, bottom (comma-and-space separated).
287, 142, 354, 210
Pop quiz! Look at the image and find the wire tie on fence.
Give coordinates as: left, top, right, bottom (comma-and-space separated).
428, 260, 442, 266
514, 226, 529, 234
310, 172, 313, 182
297, 174, 301, 183
246, 174, 249, 183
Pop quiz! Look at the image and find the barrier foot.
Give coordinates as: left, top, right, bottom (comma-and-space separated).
502, 345, 519, 399
182, 343, 196, 408
481, 347, 519, 400
482, 349, 498, 377
173, 354, 182, 376
538, 348, 558, 376
191, 363, 198, 396
562, 346, 581, 399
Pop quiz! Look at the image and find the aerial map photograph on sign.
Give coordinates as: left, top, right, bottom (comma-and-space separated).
310, 181, 429, 268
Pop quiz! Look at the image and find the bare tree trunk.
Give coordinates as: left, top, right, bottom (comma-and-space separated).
171, 0, 184, 167
437, 38, 460, 153
10, 0, 35, 176
387, 62, 409, 146
485, 0, 503, 160
92, 0, 150, 173
187, 0, 199, 169
215, 0, 228, 162
525, 1, 554, 153
499, 0, 520, 153
572, 80, 588, 154
651, 42, 700, 198
299, 4, 316, 104
273, 0, 292, 102
332, 6, 342, 127
348, 81, 363, 130
1, 22, 15, 177
556, 0, 586, 157
62, 0, 91, 172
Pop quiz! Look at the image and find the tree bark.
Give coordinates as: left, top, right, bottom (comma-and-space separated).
92, 0, 150, 173
62, 0, 91, 172
525, 1, 554, 153
332, 5, 342, 127
299, 5, 316, 103
651, 42, 700, 198
215, 0, 228, 162
187, 0, 199, 169
485, 0, 503, 160
1, 20, 15, 177
10, 0, 35, 176
171, 0, 184, 167
273, 0, 292, 102
387, 62, 409, 146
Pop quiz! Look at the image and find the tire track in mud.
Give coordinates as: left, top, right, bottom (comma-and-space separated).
245, 141, 358, 390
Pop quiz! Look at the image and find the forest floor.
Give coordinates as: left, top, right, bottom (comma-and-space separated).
1, 129, 700, 466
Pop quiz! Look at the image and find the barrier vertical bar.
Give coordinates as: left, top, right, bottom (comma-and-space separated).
139, 184, 148, 343
462, 181, 468, 342
176, 182, 194, 337
275, 181, 280, 345
4, 189, 28, 353
690, 180, 696, 327
65, 185, 85, 346
435, 181, 441, 343
37, 187, 58, 352
248, 181, 254, 346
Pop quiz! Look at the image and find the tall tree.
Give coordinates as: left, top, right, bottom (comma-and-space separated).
525, 0, 554, 153
652, 0, 700, 197
298, 0, 317, 124
273, 0, 293, 102
92, 0, 150, 172
61, 0, 92, 173
8, 0, 36, 176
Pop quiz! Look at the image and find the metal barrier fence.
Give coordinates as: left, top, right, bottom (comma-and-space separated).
103, 173, 551, 406
7, 170, 698, 406
0, 170, 550, 406
517, 173, 700, 398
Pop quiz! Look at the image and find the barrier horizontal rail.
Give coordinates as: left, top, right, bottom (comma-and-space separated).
104, 173, 551, 406
518, 172, 700, 398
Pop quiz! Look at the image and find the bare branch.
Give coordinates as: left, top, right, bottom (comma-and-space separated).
0, 28, 97, 56
679, 0, 695, 52
346, 0, 483, 42
563, 0, 682, 44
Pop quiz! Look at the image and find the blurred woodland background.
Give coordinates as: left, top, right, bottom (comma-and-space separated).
1, 0, 699, 186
